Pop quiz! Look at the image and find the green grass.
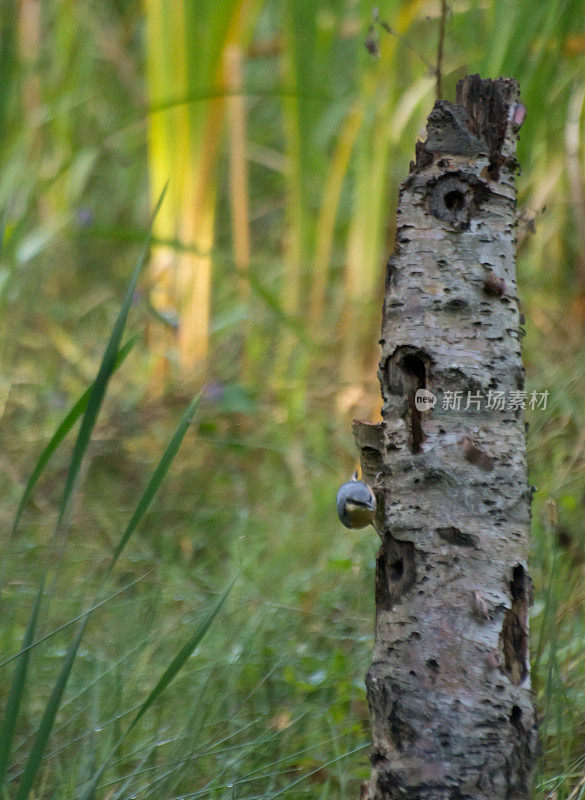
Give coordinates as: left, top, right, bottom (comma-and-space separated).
2, 0, 585, 798
1, 382, 376, 797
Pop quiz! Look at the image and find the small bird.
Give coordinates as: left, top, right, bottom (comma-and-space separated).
336, 472, 377, 529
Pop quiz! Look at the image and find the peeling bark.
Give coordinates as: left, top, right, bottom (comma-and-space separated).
354, 76, 538, 800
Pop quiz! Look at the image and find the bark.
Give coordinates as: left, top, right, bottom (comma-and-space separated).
353, 75, 538, 800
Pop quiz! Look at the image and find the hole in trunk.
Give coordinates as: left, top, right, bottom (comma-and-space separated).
510, 705, 522, 727
375, 539, 416, 612
389, 559, 404, 580
499, 564, 529, 685
384, 348, 429, 454
400, 353, 426, 386
444, 190, 465, 211
510, 564, 526, 601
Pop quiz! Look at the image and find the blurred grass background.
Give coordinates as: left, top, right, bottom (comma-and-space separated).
1, 0, 585, 797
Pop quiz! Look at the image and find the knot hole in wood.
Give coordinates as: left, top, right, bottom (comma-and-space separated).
427, 172, 491, 230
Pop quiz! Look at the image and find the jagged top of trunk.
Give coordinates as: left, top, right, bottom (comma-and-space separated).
414, 75, 521, 174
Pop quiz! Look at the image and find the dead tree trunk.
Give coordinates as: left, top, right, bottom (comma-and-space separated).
353, 75, 538, 800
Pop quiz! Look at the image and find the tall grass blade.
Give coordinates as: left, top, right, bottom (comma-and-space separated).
107, 390, 201, 573
10, 384, 198, 799
11, 597, 150, 788
0, 579, 43, 788
129, 579, 231, 728
0, 2, 17, 142
0, 573, 151, 670
53, 185, 166, 535
1, 189, 166, 799
14, 614, 91, 800
10, 334, 139, 541
10, 381, 197, 797
0, 206, 7, 260
268, 743, 369, 799
80, 578, 236, 800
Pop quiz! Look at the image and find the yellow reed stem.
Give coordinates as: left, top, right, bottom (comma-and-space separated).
309, 102, 364, 329
144, 0, 181, 387
274, 18, 304, 389
144, 0, 258, 381
224, 44, 250, 303
340, 0, 428, 386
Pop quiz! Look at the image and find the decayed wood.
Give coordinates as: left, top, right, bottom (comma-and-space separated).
354, 75, 538, 800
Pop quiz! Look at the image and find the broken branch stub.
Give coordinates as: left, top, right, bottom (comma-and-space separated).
354, 75, 538, 800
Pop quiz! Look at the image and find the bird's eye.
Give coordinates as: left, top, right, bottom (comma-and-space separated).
346, 499, 374, 511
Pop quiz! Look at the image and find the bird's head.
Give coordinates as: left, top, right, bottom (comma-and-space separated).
336, 474, 377, 529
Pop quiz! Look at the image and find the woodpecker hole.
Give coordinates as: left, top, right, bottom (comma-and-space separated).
428, 175, 470, 225
400, 354, 426, 386
510, 705, 523, 727
510, 564, 526, 601
384, 347, 429, 454
389, 558, 404, 581
375, 539, 416, 612
444, 190, 465, 212
427, 171, 490, 228
499, 564, 529, 685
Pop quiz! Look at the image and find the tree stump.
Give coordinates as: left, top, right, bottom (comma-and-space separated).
353, 75, 538, 800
